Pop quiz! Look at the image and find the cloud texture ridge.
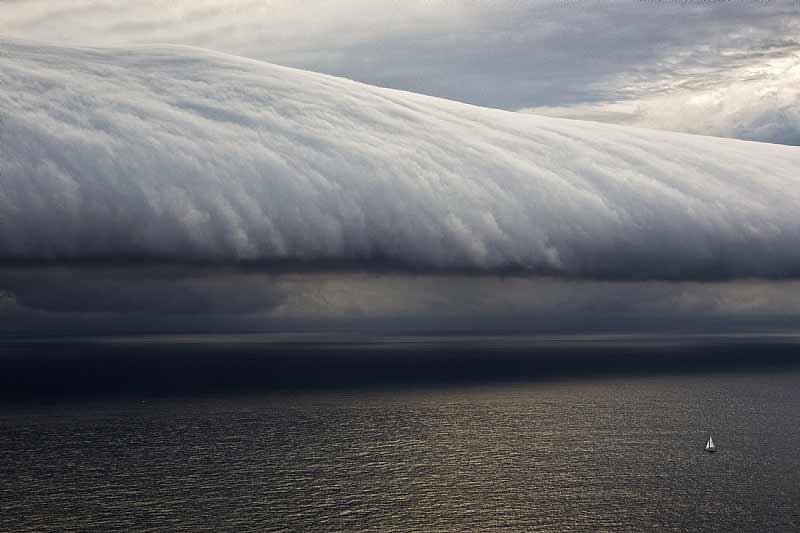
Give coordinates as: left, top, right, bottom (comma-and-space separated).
2, 39, 800, 280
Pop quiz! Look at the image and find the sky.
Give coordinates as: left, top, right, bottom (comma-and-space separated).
1, 1, 800, 336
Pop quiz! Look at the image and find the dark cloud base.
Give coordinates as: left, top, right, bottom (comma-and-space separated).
3, 335, 799, 402
7, 257, 800, 282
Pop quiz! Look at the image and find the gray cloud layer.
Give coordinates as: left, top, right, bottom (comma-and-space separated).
527, 51, 800, 146
2, 39, 800, 280
4, 267, 800, 335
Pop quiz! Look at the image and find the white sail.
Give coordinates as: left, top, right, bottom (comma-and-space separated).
706, 437, 715, 450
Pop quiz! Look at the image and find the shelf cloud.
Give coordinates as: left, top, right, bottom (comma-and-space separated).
2, 38, 800, 281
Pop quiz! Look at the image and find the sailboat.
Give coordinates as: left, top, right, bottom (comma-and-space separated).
705, 436, 716, 453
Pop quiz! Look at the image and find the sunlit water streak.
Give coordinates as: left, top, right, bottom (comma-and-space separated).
2, 372, 799, 532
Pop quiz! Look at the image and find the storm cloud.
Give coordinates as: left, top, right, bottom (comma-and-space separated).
2, 39, 800, 281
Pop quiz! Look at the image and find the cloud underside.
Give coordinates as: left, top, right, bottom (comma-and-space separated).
2, 39, 800, 282
3, 268, 800, 335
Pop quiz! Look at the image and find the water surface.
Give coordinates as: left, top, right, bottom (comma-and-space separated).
2, 371, 799, 531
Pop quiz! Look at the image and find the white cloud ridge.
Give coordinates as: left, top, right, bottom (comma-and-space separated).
2, 39, 800, 280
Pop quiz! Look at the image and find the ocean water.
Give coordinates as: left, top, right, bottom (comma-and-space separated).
2, 371, 799, 532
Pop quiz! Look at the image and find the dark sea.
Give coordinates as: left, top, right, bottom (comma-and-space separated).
2, 335, 800, 532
